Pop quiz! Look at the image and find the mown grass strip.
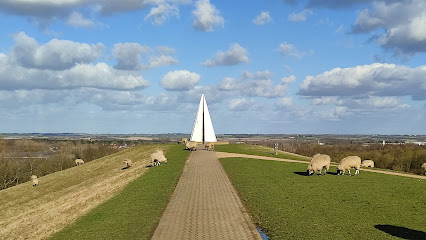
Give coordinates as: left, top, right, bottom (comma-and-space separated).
220, 157, 426, 240
215, 144, 310, 161
49, 144, 190, 240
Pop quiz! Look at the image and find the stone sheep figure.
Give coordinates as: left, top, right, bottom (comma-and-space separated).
31, 175, 39, 187
75, 159, 84, 166
307, 153, 331, 176
186, 141, 198, 151
123, 159, 132, 168
337, 156, 362, 176
150, 149, 168, 167
205, 142, 215, 151
361, 160, 374, 168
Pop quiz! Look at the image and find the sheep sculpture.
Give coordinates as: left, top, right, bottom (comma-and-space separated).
205, 142, 215, 151
307, 153, 331, 176
123, 159, 132, 168
186, 141, 198, 151
150, 149, 168, 167
422, 163, 426, 174
361, 160, 374, 168
31, 175, 39, 187
337, 156, 362, 176
182, 138, 188, 144
75, 158, 84, 166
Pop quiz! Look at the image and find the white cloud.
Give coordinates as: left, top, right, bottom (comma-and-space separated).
253, 11, 272, 25
218, 71, 295, 98
278, 42, 313, 59
113, 43, 150, 70
218, 77, 239, 91
202, 43, 248, 67
11, 32, 104, 70
192, 0, 224, 31
281, 75, 296, 84
0, 54, 150, 90
228, 98, 260, 111
351, 0, 426, 55
160, 70, 200, 91
145, 3, 179, 25
276, 97, 293, 108
350, 96, 410, 109
239, 71, 289, 98
66, 12, 95, 28
288, 9, 313, 22
0, 0, 186, 28
307, 0, 375, 9
312, 96, 343, 105
299, 63, 426, 101
321, 106, 349, 121
113, 43, 178, 70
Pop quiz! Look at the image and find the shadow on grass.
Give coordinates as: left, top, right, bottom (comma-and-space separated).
293, 171, 309, 176
120, 166, 131, 170
293, 171, 338, 176
375, 225, 426, 240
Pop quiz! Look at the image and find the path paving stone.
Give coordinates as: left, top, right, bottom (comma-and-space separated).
151, 148, 261, 240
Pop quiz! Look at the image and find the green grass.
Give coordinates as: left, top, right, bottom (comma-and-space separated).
49, 144, 190, 240
215, 144, 310, 161
220, 157, 426, 240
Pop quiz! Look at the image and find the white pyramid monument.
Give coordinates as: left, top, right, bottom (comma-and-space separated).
190, 94, 217, 143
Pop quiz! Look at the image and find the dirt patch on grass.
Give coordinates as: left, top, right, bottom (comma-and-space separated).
0, 145, 166, 240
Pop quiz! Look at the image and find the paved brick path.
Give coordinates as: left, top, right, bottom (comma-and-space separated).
151, 148, 261, 240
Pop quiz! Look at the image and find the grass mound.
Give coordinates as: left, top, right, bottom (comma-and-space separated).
0, 144, 189, 240
215, 144, 310, 161
49, 144, 190, 240
220, 157, 426, 239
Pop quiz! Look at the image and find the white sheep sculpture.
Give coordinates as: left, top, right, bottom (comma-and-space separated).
123, 159, 132, 168
75, 159, 84, 166
361, 160, 374, 168
422, 163, 426, 174
31, 175, 39, 187
186, 141, 198, 151
205, 142, 215, 151
150, 149, 168, 167
337, 156, 362, 176
307, 153, 331, 176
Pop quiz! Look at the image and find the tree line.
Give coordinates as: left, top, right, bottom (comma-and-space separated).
0, 136, 121, 190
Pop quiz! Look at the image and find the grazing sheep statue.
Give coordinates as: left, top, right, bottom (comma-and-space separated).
307, 153, 331, 176
31, 175, 39, 187
186, 141, 198, 151
205, 142, 215, 151
150, 149, 168, 167
123, 159, 132, 168
361, 160, 374, 168
75, 158, 84, 166
337, 156, 362, 176
422, 163, 426, 174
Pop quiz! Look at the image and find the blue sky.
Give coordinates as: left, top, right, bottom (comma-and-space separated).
1, 0, 426, 134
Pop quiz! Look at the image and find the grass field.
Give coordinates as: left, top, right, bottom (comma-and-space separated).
220, 157, 426, 239
49, 144, 190, 240
0, 144, 189, 240
215, 144, 310, 162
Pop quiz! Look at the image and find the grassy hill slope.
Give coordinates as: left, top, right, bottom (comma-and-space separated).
0, 144, 188, 240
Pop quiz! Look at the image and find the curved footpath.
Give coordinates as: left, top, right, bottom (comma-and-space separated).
216, 152, 426, 180
151, 148, 261, 240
